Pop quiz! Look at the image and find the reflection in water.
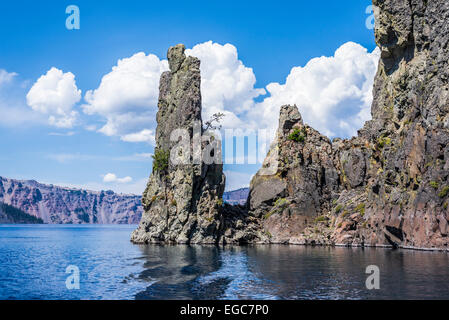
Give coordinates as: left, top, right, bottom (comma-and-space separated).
0, 225, 447, 300
136, 245, 449, 300
135, 245, 223, 299
195, 249, 278, 300
135, 246, 277, 300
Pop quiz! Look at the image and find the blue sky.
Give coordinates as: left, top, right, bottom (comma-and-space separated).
0, 0, 377, 194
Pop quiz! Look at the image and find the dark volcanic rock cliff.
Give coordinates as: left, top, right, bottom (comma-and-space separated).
249, 0, 449, 250
0, 176, 142, 224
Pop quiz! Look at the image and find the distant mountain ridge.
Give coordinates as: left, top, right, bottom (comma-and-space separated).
0, 176, 143, 224
0, 176, 248, 224
223, 188, 249, 205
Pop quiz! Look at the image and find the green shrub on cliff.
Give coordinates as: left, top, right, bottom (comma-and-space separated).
335, 204, 343, 213
264, 211, 274, 220
314, 215, 328, 223
152, 149, 170, 173
430, 181, 439, 189
377, 136, 391, 149
356, 203, 365, 216
274, 198, 288, 207
288, 128, 306, 143
264, 198, 289, 219
439, 186, 449, 198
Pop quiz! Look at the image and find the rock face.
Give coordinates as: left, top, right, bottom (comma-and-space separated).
131, 44, 226, 244
249, 0, 449, 250
0, 176, 142, 224
248, 105, 339, 244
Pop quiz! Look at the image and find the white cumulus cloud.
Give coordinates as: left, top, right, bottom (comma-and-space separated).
252, 42, 380, 138
83, 52, 169, 144
0, 69, 47, 127
103, 173, 133, 184
81, 42, 267, 143
186, 41, 266, 129
81, 41, 379, 146
26, 67, 81, 128
121, 129, 155, 143
0, 69, 17, 85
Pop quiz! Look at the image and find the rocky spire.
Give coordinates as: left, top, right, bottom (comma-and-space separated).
131, 44, 225, 244
248, 105, 337, 243
278, 104, 303, 135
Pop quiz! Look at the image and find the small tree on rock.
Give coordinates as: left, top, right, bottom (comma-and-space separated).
204, 112, 225, 131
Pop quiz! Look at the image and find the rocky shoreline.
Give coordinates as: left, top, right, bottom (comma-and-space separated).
285, 243, 449, 253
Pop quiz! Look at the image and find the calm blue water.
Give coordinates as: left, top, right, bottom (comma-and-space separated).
0, 224, 448, 300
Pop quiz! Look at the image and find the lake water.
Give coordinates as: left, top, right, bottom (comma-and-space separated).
0, 224, 448, 300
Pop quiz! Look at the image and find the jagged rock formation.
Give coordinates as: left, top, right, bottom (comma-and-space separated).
131, 44, 225, 244
248, 105, 339, 244
249, 0, 449, 250
0, 176, 142, 224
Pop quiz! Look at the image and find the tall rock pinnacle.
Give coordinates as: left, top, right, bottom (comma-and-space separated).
131, 44, 226, 244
